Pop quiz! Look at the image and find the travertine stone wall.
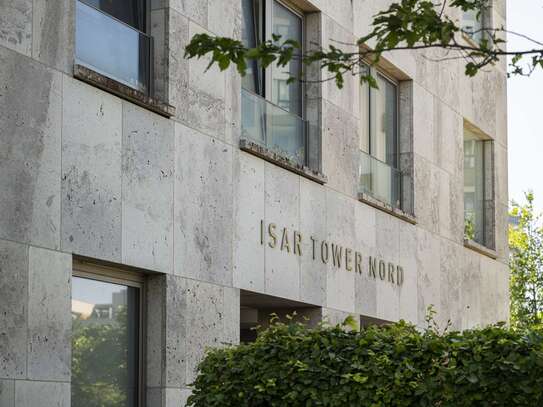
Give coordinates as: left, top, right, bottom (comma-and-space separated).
0, 0, 508, 405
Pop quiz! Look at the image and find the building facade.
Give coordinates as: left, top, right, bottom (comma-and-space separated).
0, 0, 508, 406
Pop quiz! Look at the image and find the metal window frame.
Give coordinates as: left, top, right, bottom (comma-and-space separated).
264, 0, 305, 120
75, 0, 154, 97
72, 260, 146, 407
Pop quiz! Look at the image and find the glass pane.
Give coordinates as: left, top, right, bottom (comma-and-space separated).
76, 1, 151, 93
462, 8, 483, 43
242, 89, 306, 166
81, 0, 146, 31
370, 73, 398, 167
72, 276, 140, 407
464, 134, 485, 243
271, 1, 302, 117
359, 150, 403, 209
241, 0, 264, 95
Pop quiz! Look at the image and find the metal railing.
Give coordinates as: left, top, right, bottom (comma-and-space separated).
359, 150, 406, 210
75, 0, 152, 94
241, 89, 308, 167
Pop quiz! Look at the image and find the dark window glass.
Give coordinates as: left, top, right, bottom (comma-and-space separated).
72, 276, 140, 407
82, 0, 146, 31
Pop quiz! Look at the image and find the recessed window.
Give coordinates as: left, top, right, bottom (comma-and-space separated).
464, 127, 494, 248
462, 5, 485, 43
75, 0, 151, 94
359, 64, 405, 211
241, 0, 308, 168
71, 266, 143, 407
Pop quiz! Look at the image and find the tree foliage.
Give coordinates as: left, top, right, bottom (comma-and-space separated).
187, 319, 543, 406
184, 0, 539, 88
510, 192, 543, 328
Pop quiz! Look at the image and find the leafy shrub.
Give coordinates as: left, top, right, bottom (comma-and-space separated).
187, 319, 543, 406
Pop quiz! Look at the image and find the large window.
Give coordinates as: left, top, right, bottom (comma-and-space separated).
72, 266, 143, 407
464, 127, 494, 248
462, 5, 485, 43
76, 0, 151, 94
359, 65, 402, 210
241, 0, 307, 167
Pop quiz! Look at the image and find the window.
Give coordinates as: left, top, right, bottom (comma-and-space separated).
75, 0, 151, 94
241, 0, 307, 167
359, 64, 403, 210
464, 127, 494, 248
71, 265, 143, 407
462, 5, 484, 43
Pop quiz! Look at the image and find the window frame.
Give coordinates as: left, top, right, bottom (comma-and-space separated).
359, 63, 400, 170
75, 0, 154, 97
242, 0, 305, 120
72, 260, 146, 407
463, 126, 495, 250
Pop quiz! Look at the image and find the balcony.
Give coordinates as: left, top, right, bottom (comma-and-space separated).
75, 0, 151, 94
358, 150, 413, 220
240, 89, 326, 183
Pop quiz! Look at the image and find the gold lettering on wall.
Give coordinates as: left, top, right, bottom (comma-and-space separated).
259, 220, 405, 287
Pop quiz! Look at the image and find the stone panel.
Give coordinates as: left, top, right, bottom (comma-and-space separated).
414, 155, 440, 234
32, 0, 74, 73
0, 0, 32, 55
233, 151, 265, 293
412, 83, 435, 164
0, 379, 14, 407
300, 177, 327, 305
0, 240, 28, 379
374, 211, 400, 322
321, 101, 359, 197
208, 0, 241, 38
170, 0, 208, 27
439, 239, 463, 330
415, 228, 441, 328
325, 191, 355, 312
183, 280, 239, 385
14, 380, 69, 407
166, 9, 189, 113
27, 247, 71, 381
178, 22, 226, 139
398, 220, 418, 324
264, 163, 300, 300
164, 275, 187, 388
174, 123, 233, 285
122, 102, 174, 273
61, 77, 122, 262
354, 203, 377, 317
0, 48, 62, 249
460, 248, 481, 329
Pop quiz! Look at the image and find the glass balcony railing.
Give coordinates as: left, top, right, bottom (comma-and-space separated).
76, 0, 151, 94
359, 150, 405, 210
241, 88, 307, 167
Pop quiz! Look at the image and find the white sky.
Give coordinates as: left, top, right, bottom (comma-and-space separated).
507, 0, 543, 211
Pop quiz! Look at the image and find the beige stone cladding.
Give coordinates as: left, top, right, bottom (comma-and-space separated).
0, 0, 508, 404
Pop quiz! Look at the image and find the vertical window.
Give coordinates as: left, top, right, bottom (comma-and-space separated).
462, 6, 484, 43
240, 0, 307, 167
72, 267, 143, 407
464, 127, 494, 248
359, 65, 401, 209
76, 0, 151, 94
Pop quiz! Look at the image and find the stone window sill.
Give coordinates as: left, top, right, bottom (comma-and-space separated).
239, 138, 327, 185
464, 239, 497, 259
357, 192, 416, 225
73, 64, 175, 118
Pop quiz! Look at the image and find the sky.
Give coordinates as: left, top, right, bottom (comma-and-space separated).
507, 0, 543, 211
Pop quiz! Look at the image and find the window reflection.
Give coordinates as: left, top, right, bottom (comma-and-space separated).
72, 276, 140, 407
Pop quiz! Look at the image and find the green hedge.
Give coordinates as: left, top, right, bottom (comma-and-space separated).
187, 319, 543, 406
